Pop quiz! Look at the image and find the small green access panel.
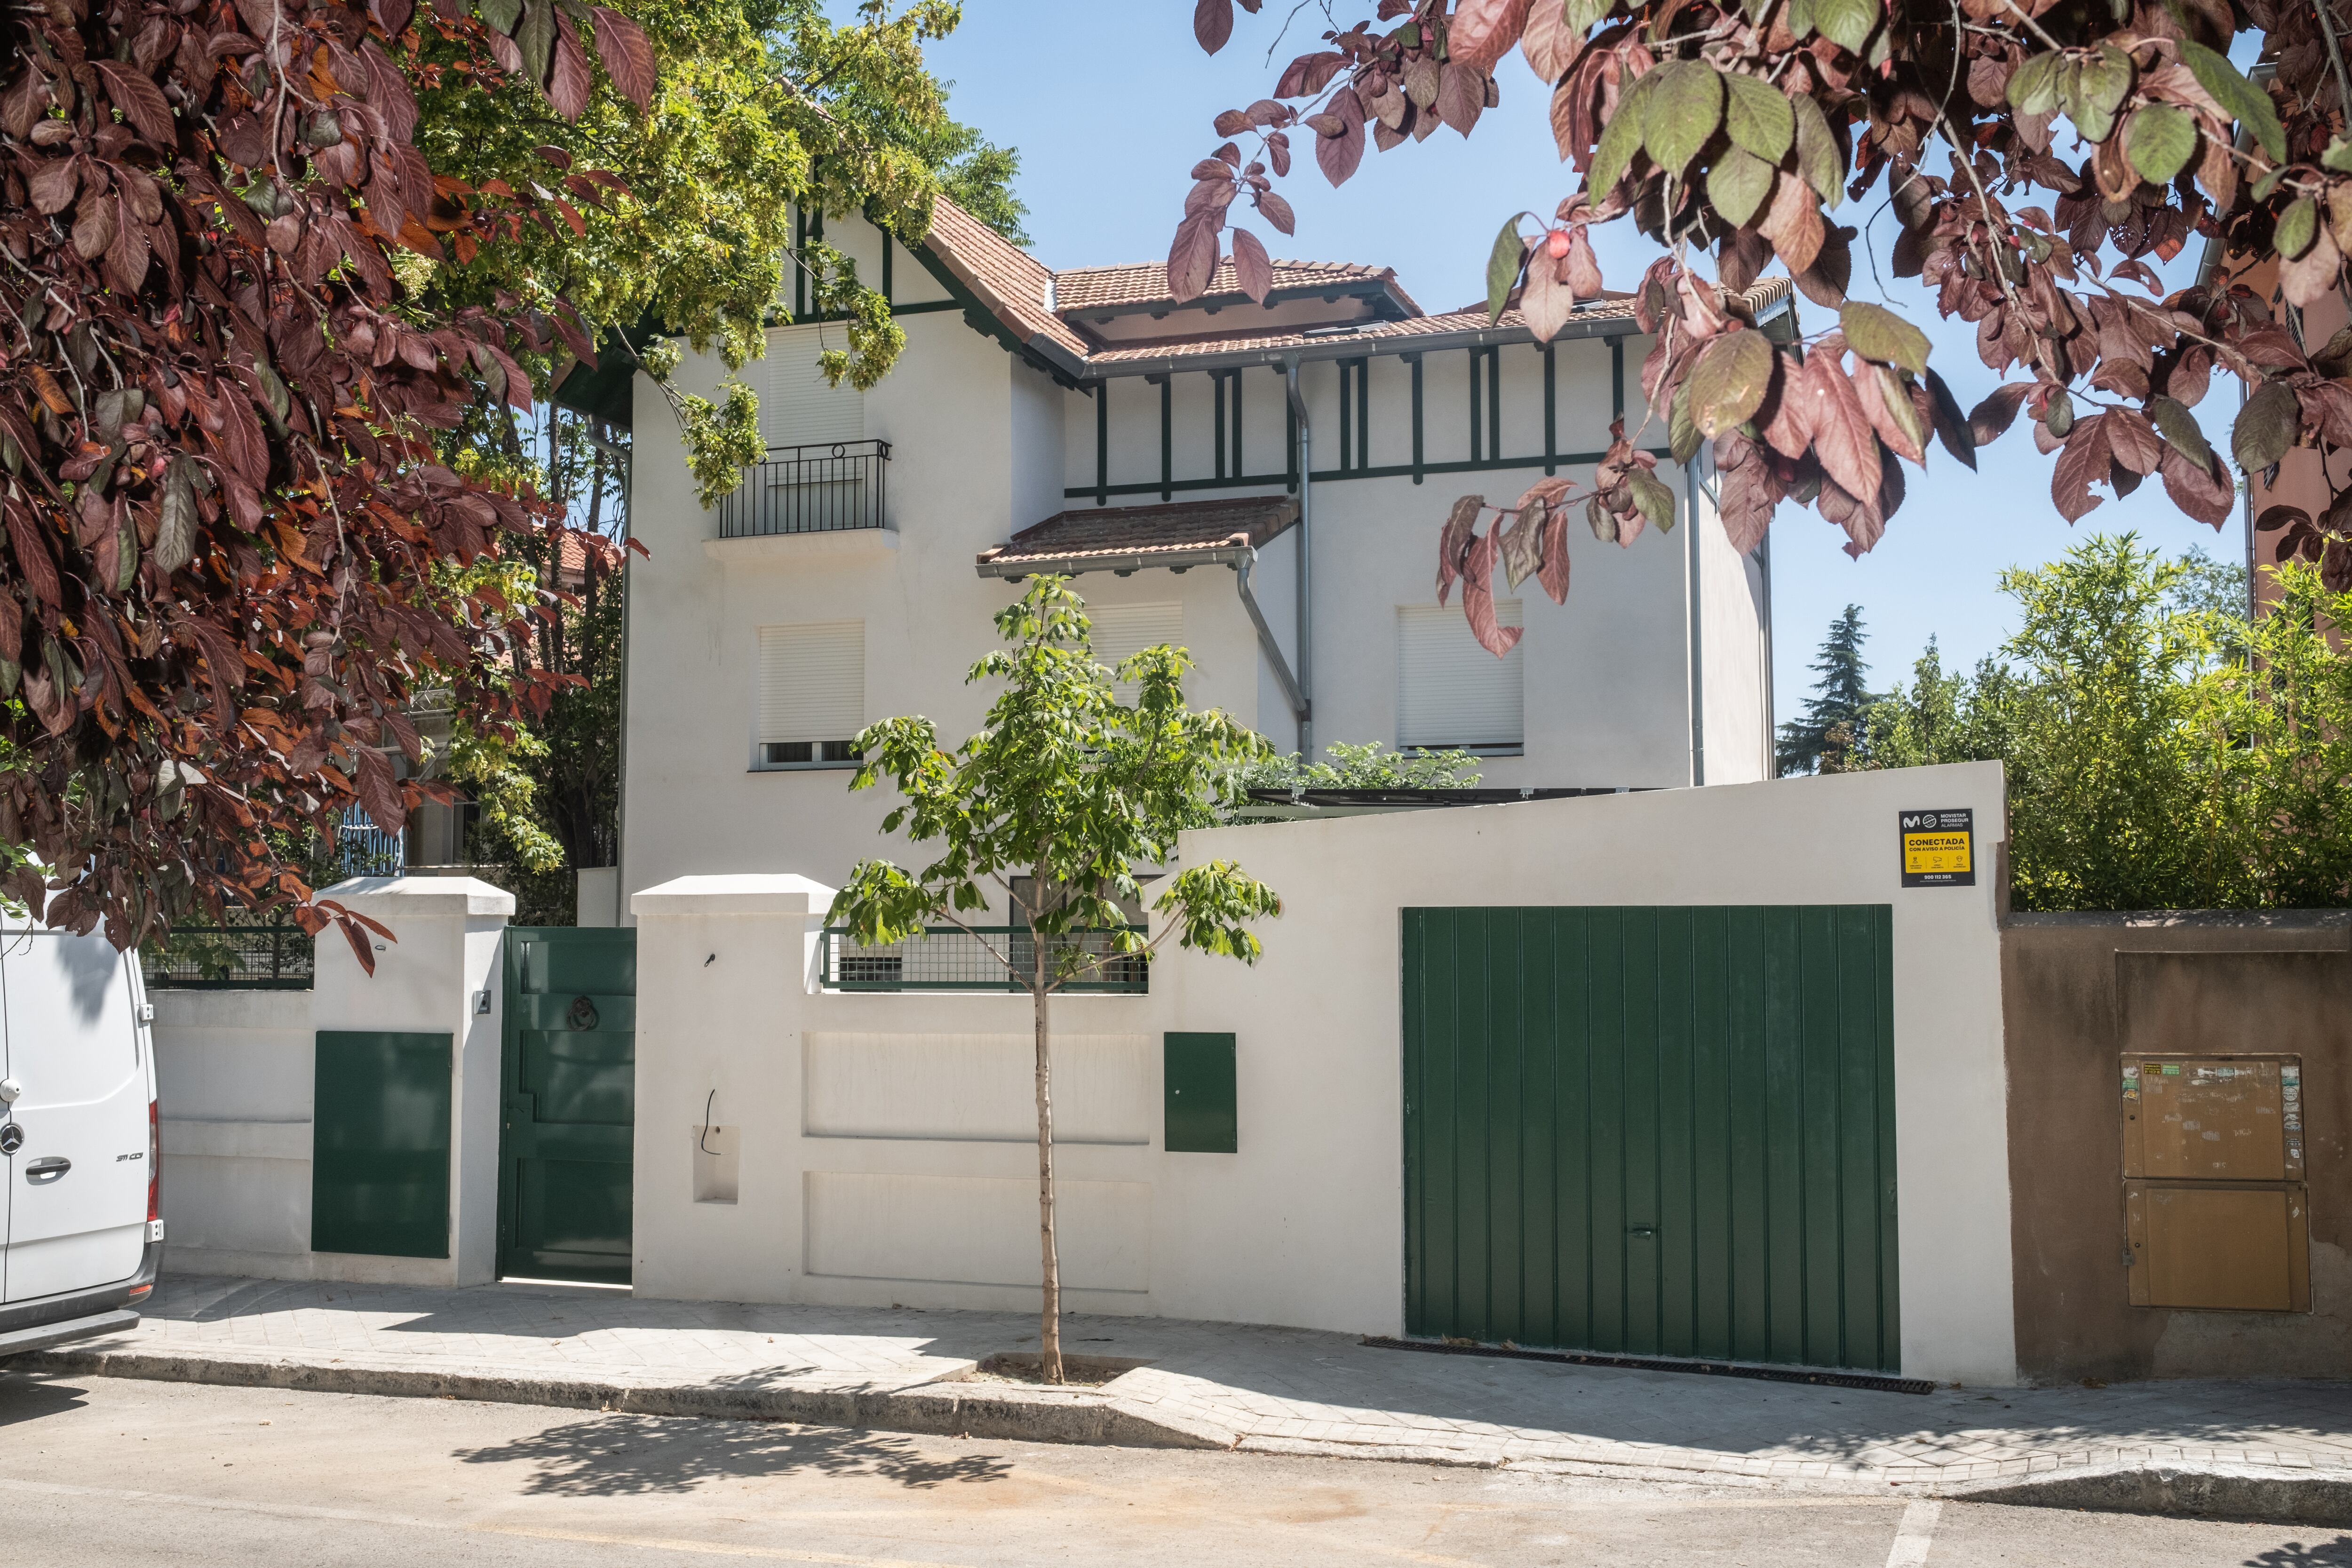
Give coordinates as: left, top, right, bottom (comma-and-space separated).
1165, 1032, 1237, 1153
312, 1030, 453, 1258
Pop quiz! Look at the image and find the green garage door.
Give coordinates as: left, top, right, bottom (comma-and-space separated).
499, 927, 637, 1284
1402, 906, 1899, 1373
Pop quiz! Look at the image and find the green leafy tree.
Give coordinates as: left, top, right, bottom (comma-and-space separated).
418, 0, 1025, 501
2187, 565, 2352, 909
1862, 536, 2352, 911
829, 578, 1282, 1383
1776, 605, 1876, 776
1858, 639, 2014, 775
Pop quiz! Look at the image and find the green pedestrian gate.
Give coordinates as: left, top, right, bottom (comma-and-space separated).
499, 926, 637, 1284
1401, 906, 1899, 1373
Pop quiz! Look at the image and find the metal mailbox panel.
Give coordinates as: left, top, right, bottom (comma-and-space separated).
2122, 1056, 2302, 1182
2125, 1180, 2310, 1312
1163, 1032, 1238, 1154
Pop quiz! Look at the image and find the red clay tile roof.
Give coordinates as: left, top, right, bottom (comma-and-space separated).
1055, 259, 1421, 317
922, 197, 1092, 360
916, 196, 1795, 377
976, 496, 1300, 577
1075, 279, 1795, 368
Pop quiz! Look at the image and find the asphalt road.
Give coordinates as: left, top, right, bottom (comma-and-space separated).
0, 1371, 2344, 1567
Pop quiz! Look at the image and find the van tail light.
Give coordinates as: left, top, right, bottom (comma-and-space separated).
147, 1098, 160, 1224
130, 1097, 161, 1299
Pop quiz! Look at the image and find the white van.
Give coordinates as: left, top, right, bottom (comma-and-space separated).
0, 916, 160, 1355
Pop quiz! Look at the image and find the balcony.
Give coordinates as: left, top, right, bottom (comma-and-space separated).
819, 925, 1149, 993
715, 440, 890, 540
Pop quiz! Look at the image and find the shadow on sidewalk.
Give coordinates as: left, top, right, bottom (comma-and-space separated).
2244, 1541, 2352, 1566
453, 1410, 1012, 1495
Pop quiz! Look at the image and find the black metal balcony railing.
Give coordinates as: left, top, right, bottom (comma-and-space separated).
715, 439, 890, 538
142, 919, 316, 990
820, 925, 1149, 993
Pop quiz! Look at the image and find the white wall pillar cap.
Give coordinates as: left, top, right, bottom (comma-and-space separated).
316, 875, 518, 918
630, 873, 838, 917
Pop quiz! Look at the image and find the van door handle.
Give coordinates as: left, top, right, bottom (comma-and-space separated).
24, 1156, 68, 1184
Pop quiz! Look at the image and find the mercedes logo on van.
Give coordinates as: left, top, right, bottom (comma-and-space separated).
0, 1124, 21, 1155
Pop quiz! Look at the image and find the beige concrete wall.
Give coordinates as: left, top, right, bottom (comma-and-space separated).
2004, 913, 2352, 1382
630, 761, 2016, 1385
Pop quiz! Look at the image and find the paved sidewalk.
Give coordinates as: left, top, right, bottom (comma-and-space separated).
22, 1274, 2352, 1494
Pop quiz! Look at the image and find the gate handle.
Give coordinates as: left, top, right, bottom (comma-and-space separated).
1626, 1225, 1657, 1238
24, 1156, 68, 1184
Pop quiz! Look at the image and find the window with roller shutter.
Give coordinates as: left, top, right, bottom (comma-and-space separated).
1396, 601, 1523, 754
758, 325, 864, 448
1086, 603, 1184, 704
755, 621, 864, 769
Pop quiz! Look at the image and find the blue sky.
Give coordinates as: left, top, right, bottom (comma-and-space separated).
921, 3, 2245, 722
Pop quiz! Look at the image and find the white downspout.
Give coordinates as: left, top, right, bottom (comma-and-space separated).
1283, 358, 1313, 758
1684, 458, 1705, 787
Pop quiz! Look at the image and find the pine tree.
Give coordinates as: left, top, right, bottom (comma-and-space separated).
1777, 605, 1878, 776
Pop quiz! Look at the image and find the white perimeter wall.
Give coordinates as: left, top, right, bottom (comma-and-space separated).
149, 877, 513, 1287
153, 987, 313, 1274
630, 761, 2016, 1385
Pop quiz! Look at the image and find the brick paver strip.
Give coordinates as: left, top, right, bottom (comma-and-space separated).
20, 1275, 2352, 1491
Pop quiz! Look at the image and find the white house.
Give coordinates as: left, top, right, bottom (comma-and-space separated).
608, 198, 1789, 913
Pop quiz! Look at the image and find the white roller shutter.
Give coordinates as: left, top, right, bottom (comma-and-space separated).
758, 621, 864, 746
1397, 601, 1523, 751
759, 324, 864, 448
1088, 603, 1184, 702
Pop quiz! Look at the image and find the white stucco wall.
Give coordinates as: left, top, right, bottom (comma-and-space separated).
628, 761, 2016, 1385
154, 987, 314, 1274
151, 876, 514, 1286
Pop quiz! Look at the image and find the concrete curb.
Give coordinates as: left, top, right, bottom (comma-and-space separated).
18, 1345, 1231, 1453
1950, 1462, 2352, 1526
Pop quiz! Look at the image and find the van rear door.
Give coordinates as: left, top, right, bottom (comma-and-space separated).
2, 927, 150, 1302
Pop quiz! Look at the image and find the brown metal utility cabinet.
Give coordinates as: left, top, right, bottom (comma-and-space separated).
2122, 1055, 2310, 1313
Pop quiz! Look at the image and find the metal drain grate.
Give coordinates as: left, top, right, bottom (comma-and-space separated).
1360, 1336, 1935, 1395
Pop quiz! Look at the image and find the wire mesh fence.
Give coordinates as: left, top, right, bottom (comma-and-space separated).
819, 925, 1149, 993
142, 917, 316, 989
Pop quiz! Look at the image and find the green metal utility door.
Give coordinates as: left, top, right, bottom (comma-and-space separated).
1402, 907, 1899, 1373
499, 927, 637, 1284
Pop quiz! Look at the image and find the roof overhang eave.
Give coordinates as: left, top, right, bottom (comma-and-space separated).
975, 543, 1261, 580
1073, 309, 1644, 382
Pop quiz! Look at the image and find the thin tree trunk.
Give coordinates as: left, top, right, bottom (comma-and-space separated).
1034, 947, 1063, 1385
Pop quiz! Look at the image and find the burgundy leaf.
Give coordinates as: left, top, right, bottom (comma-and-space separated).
2158, 445, 2233, 527
1537, 504, 1571, 604
2050, 415, 2112, 524
548, 8, 592, 122
588, 6, 657, 111
1794, 343, 1880, 505
93, 60, 176, 146
1167, 212, 1221, 302
1968, 381, 2034, 446
1460, 528, 1524, 657
1436, 494, 1482, 605
1274, 50, 1347, 97
1257, 190, 1296, 235
1230, 228, 1273, 304
1194, 0, 1234, 53
1449, 0, 1533, 71
1315, 88, 1367, 187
